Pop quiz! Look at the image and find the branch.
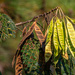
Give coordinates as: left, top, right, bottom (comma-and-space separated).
15, 7, 58, 26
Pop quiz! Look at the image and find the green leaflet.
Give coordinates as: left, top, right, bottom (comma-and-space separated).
46, 18, 53, 43
57, 18, 65, 54
66, 18, 75, 57
45, 40, 52, 62
53, 22, 58, 57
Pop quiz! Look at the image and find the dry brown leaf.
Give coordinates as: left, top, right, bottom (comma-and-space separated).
12, 21, 46, 74
62, 52, 68, 60
12, 22, 36, 67
15, 55, 23, 75
22, 26, 27, 36
34, 23, 45, 45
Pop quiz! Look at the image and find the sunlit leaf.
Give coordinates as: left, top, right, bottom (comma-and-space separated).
45, 40, 52, 62
62, 20, 68, 60
57, 18, 65, 54
53, 22, 58, 57
46, 18, 53, 43
66, 16, 75, 24
66, 18, 75, 57
45, 18, 54, 62
66, 18, 75, 47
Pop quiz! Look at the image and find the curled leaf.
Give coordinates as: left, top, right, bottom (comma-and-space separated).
12, 22, 36, 67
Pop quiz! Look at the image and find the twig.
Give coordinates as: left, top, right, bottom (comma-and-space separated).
36, 22, 43, 29
15, 7, 58, 26
16, 27, 22, 32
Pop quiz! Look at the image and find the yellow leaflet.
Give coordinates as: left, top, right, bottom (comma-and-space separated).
66, 18, 75, 47
66, 18, 75, 57
53, 22, 58, 57
62, 41, 68, 60
57, 18, 65, 54
63, 20, 68, 59
45, 40, 52, 62
46, 18, 53, 43
53, 22, 59, 65
66, 16, 75, 24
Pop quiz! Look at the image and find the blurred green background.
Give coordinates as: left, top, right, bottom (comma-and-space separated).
0, 0, 75, 75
